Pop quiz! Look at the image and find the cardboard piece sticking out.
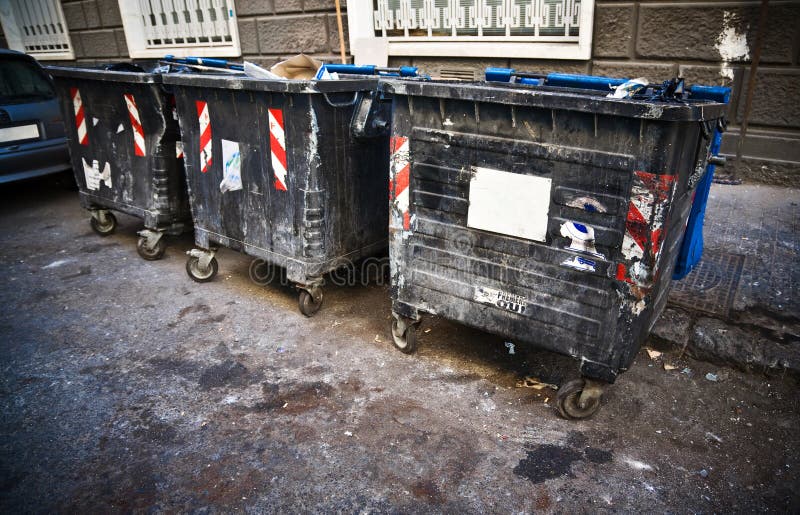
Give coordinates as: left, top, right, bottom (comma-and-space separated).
270, 54, 323, 80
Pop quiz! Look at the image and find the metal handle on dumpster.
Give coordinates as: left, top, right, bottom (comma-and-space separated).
323, 91, 360, 108
350, 91, 390, 138
708, 155, 726, 167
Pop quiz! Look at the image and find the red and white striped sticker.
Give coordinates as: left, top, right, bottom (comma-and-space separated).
618, 171, 675, 284
196, 100, 212, 173
123, 93, 145, 156
389, 135, 411, 230
268, 108, 288, 191
70, 87, 88, 146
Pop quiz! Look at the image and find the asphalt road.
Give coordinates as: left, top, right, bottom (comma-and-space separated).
1, 174, 798, 512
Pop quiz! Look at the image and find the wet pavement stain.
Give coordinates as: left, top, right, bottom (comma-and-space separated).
251, 381, 335, 414
513, 445, 583, 484
132, 409, 178, 444
177, 303, 211, 319
411, 479, 445, 504
584, 447, 614, 464
198, 360, 259, 390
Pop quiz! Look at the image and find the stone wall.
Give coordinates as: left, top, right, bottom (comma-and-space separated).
1, 0, 797, 184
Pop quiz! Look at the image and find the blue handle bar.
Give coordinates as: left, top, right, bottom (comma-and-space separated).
317, 64, 418, 78
164, 55, 244, 71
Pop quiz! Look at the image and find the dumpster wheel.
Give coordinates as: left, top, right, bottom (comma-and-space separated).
298, 289, 323, 317
90, 211, 117, 236
137, 235, 166, 260
391, 317, 418, 354
186, 255, 218, 283
556, 379, 604, 420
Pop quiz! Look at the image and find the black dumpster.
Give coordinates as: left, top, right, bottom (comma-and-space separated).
162, 73, 389, 315
382, 78, 727, 418
48, 64, 190, 259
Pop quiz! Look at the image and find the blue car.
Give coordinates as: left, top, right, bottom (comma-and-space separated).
0, 49, 71, 183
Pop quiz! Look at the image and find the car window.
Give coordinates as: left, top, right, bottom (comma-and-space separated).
0, 57, 55, 105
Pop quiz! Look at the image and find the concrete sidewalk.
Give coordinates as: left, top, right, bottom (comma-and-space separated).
654, 183, 800, 374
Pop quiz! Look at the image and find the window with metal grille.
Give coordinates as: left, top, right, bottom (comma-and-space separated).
0, 0, 74, 60
118, 0, 241, 59
347, 0, 593, 65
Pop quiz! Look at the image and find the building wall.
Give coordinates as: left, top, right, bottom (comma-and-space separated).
1, 0, 798, 185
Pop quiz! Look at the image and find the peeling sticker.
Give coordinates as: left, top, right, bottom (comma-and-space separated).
116, 123, 124, 133
622, 171, 675, 262
82, 158, 112, 191
219, 139, 242, 193
560, 221, 605, 258
566, 196, 607, 213
474, 285, 527, 315
92, 117, 99, 126
175, 141, 184, 159
562, 255, 597, 272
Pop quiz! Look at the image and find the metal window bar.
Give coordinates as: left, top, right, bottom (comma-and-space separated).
138, 0, 234, 49
10, 0, 71, 54
372, 0, 581, 40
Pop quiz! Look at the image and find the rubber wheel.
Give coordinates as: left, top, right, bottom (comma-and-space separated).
136, 236, 166, 260
298, 289, 323, 317
391, 318, 418, 354
556, 379, 602, 420
90, 212, 117, 236
185, 256, 218, 283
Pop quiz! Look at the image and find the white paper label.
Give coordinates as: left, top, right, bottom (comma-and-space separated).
219, 139, 242, 193
82, 158, 112, 191
467, 167, 551, 242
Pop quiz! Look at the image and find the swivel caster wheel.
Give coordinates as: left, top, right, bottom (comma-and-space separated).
186, 255, 218, 283
556, 378, 605, 420
298, 288, 323, 317
390, 316, 419, 354
137, 235, 166, 260
90, 211, 117, 236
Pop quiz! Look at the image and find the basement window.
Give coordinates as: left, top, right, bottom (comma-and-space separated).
347, 0, 594, 65
118, 0, 241, 59
0, 0, 74, 60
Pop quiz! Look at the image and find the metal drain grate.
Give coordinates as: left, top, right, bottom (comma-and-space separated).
668, 250, 745, 318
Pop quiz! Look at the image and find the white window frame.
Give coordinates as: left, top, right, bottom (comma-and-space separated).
118, 0, 241, 59
0, 0, 74, 60
347, 0, 594, 66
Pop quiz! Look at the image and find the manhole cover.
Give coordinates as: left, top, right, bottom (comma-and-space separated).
669, 250, 745, 318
